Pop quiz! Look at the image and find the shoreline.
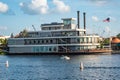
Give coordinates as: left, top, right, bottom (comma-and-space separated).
112, 50, 120, 54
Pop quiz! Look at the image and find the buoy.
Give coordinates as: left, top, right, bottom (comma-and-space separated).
80, 62, 84, 70
5, 60, 9, 68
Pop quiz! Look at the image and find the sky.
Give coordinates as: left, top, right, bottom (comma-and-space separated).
0, 0, 120, 37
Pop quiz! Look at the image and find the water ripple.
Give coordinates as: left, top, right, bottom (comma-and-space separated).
0, 54, 120, 80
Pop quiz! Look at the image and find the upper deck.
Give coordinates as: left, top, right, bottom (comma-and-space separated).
12, 17, 99, 39
41, 18, 76, 30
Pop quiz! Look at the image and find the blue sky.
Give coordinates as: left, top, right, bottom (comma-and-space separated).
0, 0, 120, 37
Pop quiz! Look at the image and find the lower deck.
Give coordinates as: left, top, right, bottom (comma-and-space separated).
8, 44, 100, 54
7, 49, 112, 55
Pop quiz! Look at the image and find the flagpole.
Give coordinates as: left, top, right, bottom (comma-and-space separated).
109, 32, 111, 49
103, 17, 111, 53
107, 20, 111, 53
109, 27, 112, 53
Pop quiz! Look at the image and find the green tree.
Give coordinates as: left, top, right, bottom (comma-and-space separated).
17, 29, 28, 38
22, 29, 28, 37
116, 33, 120, 39
0, 39, 7, 47
99, 38, 110, 49
103, 38, 110, 45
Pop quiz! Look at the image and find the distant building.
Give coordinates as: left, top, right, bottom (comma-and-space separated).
0, 36, 10, 39
111, 37, 120, 50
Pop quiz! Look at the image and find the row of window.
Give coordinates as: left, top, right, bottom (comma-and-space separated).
42, 27, 61, 30
24, 38, 99, 45
8, 37, 99, 45
57, 45, 98, 52
33, 46, 57, 52
27, 31, 85, 37
32, 45, 97, 53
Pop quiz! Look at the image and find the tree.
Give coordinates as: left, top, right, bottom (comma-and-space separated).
99, 38, 110, 48
0, 39, 7, 46
22, 29, 28, 37
17, 29, 28, 38
116, 33, 120, 39
0, 38, 7, 52
103, 38, 110, 45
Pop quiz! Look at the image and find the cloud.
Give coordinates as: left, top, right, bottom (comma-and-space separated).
0, 2, 8, 13
0, 26, 8, 30
19, 0, 49, 15
0, 2, 15, 15
53, 0, 70, 13
19, 0, 70, 15
90, 0, 107, 6
92, 16, 99, 22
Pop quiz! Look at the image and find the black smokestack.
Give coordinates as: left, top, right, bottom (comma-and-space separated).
77, 11, 80, 29
83, 12, 86, 34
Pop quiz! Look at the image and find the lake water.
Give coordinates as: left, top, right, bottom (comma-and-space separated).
0, 53, 120, 80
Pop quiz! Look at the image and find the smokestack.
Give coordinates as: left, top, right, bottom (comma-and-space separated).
77, 11, 80, 29
83, 12, 86, 34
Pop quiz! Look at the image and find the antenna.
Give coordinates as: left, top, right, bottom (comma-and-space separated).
32, 25, 36, 31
